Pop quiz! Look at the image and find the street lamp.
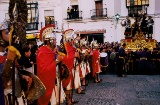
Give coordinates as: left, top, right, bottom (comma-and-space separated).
115, 13, 120, 23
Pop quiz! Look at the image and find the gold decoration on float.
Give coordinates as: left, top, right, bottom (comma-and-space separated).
121, 31, 157, 51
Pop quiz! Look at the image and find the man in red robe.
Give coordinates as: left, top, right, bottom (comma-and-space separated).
92, 41, 102, 83
37, 32, 63, 105
61, 29, 79, 105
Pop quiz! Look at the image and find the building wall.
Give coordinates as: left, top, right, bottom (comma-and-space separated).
0, 0, 160, 44
0, 3, 8, 21
155, 0, 160, 14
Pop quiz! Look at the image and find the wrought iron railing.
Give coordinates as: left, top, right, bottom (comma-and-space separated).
26, 22, 39, 31
90, 8, 107, 18
67, 11, 82, 20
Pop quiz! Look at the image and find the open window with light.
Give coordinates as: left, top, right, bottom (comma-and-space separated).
126, 0, 149, 17
27, 2, 39, 30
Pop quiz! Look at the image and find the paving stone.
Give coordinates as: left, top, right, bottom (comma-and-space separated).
136, 91, 160, 99
62, 75, 160, 105
86, 98, 116, 105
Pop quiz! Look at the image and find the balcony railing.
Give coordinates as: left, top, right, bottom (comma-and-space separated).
90, 8, 107, 18
66, 11, 82, 20
27, 22, 39, 31
40, 21, 57, 29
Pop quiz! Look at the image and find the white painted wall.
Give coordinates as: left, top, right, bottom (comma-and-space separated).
155, 0, 160, 14
105, 0, 115, 17
147, 0, 155, 14
121, 0, 128, 16
154, 17, 160, 42
0, 3, 8, 21
0, 0, 160, 43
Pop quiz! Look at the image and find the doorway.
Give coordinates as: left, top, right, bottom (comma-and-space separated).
81, 34, 104, 44
95, 1, 103, 17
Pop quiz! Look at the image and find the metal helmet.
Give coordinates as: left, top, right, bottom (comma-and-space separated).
40, 24, 56, 42
0, 20, 8, 30
44, 32, 56, 41
71, 34, 80, 48
91, 40, 98, 48
63, 29, 75, 43
0, 19, 9, 47
80, 38, 87, 46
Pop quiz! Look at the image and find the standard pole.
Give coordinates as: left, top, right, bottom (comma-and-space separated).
58, 61, 62, 105
12, 59, 16, 105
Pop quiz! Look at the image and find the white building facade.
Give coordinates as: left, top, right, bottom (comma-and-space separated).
0, 0, 160, 45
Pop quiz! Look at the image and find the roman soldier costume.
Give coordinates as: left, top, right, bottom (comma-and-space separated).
91, 41, 102, 83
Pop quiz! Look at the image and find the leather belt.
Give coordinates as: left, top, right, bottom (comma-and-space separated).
119, 57, 124, 59
140, 58, 147, 60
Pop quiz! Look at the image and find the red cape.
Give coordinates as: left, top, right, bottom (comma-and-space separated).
62, 43, 75, 88
0, 56, 6, 64
37, 46, 56, 105
92, 49, 100, 77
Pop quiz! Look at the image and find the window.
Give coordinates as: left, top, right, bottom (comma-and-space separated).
128, 6, 142, 17
44, 10, 56, 26
27, 2, 39, 30
126, 0, 149, 7
70, 0, 78, 5
126, 0, 149, 17
45, 16, 55, 26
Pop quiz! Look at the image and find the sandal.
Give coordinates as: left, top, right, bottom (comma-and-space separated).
94, 80, 99, 83
98, 79, 102, 83
72, 100, 79, 104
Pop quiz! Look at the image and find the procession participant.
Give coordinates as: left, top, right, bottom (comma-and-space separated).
0, 20, 8, 105
37, 25, 64, 105
1, 19, 45, 105
100, 48, 108, 74
125, 49, 134, 74
2, 0, 46, 104
61, 29, 79, 105
91, 40, 102, 83
156, 48, 160, 74
138, 48, 154, 75
0, 19, 29, 105
121, 16, 131, 38
132, 17, 140, 37
116, 43, 127, 77
109, 47, 117, 74
150, 48, 157, 72
140, 13, 147, 35
80, 38, 91, 86
72, 36, 85, 94
146, 16, 154, 39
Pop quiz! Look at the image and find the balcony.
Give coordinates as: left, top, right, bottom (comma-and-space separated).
66, 11, 82, 20
90, 8, 107, 19
27, 22, 39, 31
40, 21, 58, 29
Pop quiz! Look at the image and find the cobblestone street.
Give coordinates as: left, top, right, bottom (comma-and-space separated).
71, 75, 160, 105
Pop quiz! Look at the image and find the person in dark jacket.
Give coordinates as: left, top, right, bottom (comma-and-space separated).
116, 43, 127, 77
138, 48, 154, 75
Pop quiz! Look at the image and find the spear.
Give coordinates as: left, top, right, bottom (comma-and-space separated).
8, 0, 28, 104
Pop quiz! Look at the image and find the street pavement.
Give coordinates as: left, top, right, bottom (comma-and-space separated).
71, 75, 160, 105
